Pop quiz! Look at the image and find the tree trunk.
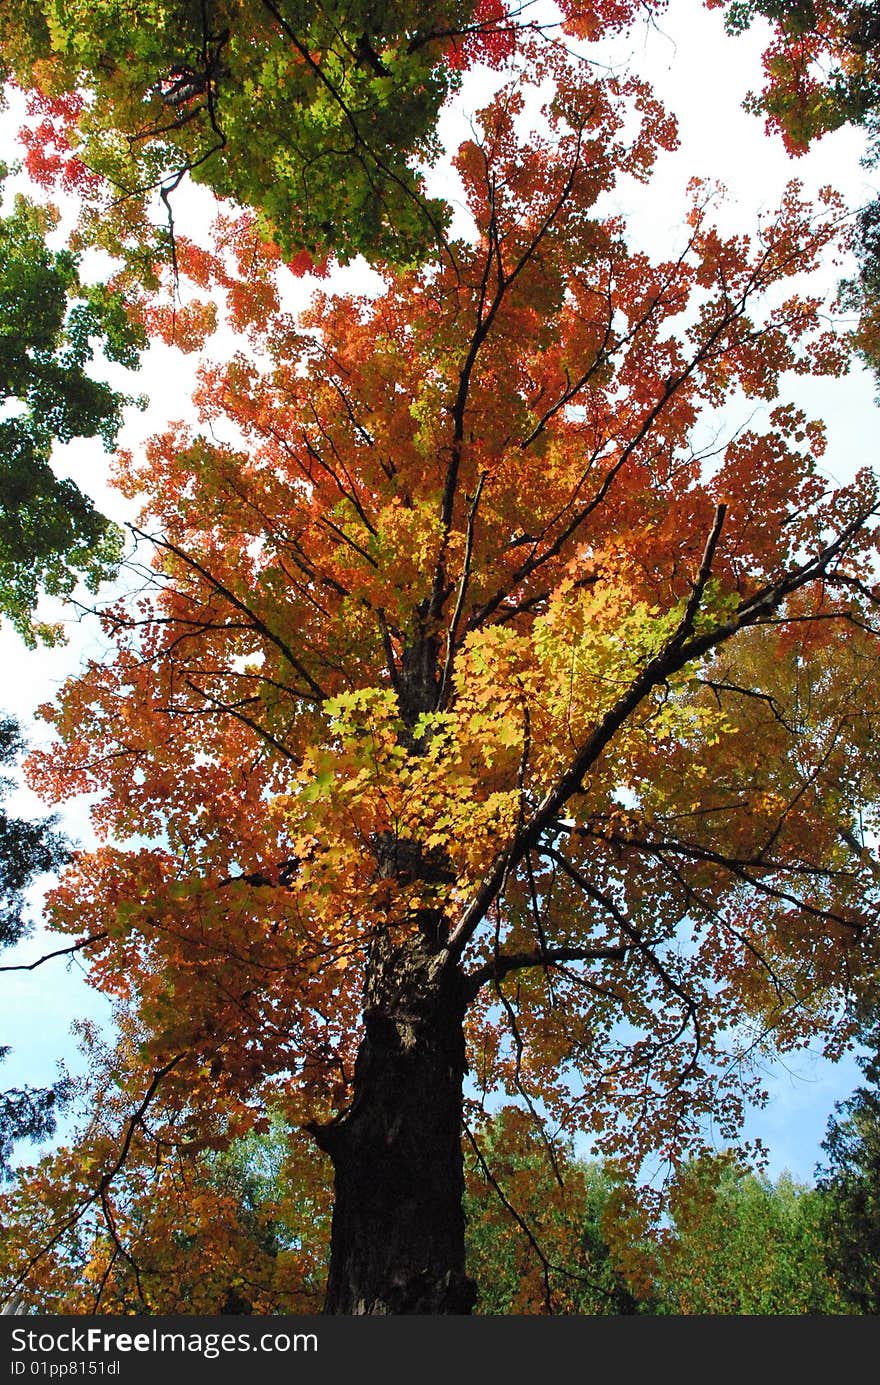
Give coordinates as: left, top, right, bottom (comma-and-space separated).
310, 933, 476, 1314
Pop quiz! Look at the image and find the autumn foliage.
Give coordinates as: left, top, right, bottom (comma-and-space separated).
0, 6, 879, 1315
714, 0, 880, 151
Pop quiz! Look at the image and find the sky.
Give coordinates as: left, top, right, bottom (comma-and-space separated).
0, 0, 877, 1184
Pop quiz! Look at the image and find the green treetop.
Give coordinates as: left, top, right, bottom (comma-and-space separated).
0, 173, 144, 644
0, 0, 495, 267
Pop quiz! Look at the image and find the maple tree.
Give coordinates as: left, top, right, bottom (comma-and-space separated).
1, 28, 880, 1314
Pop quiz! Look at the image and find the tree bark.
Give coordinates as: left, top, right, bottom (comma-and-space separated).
311, 933, 476, 1314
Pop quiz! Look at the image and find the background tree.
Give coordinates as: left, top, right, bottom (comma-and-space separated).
463, 1107, 645, 1314
652, 1154, 846, 1313
0, 1, 672, 270
0, 172, 144, 643
0, 714, 70, 1182
718, 0, 880, 152
0, 45, 879, 1315
816, 992, 880, 1311
715, 0, 880, 376
466, 1116, 847, 1314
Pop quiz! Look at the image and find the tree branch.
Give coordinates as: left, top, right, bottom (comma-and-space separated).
0, 934, 109, 972
465, 942, 628, 999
